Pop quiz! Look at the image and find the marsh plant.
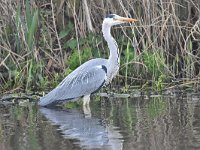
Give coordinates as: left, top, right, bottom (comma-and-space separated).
0, 0, 200, 92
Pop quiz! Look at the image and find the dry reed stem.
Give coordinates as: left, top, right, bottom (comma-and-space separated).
0, 0, 200, 90
50, 0, 64, 69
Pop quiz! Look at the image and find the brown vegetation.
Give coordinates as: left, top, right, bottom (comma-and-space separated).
0, 0, 200, 92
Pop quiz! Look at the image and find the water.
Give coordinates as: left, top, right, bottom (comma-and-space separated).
0, 92, 200, 150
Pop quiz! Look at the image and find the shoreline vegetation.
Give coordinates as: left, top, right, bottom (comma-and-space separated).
0, 0, 200, 93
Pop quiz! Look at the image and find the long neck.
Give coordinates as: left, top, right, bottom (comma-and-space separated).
102, 23, 119, 65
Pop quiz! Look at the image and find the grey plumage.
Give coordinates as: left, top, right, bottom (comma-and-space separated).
38, 59, 107, 106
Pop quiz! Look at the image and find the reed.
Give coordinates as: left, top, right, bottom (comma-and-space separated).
0, 0, 200, 92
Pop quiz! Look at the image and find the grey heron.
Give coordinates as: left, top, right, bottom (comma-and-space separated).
38, 14, 137, 107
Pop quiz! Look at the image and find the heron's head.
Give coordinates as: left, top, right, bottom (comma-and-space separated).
103, 14, 137, 26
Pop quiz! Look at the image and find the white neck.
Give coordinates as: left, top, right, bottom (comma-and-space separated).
102, 22, 120, 66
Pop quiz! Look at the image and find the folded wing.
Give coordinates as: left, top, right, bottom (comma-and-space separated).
38, 65, 107, 106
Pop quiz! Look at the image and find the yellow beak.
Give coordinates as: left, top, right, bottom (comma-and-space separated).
118, 17, 138, 22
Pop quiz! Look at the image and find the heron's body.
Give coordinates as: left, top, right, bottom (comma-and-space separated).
38, 14, 137, 107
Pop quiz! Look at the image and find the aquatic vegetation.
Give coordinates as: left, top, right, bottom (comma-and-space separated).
0, 0, 200, 92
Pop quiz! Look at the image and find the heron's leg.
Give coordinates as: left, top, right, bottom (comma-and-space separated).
83, 95, 91, 106
83, 95, 91, 118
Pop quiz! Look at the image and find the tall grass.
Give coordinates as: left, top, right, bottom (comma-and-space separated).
0, 0, 200, 92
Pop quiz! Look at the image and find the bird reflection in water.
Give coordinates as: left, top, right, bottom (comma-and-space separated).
39, 104, 123, 150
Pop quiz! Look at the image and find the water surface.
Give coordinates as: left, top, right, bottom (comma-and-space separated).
0, 93, 200, 150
